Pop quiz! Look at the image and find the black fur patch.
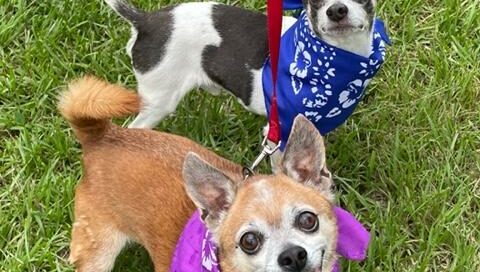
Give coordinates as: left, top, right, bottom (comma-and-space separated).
359, 0, 376, 30
202, 5, 268, 106
130, 7, 175, 73
112, 0, 142, 25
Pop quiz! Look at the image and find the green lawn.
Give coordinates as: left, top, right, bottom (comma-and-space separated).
1, 0, 479, 271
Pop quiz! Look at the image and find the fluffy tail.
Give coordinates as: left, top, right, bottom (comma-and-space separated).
59, 76, 140, 144
105, 0, 144, 26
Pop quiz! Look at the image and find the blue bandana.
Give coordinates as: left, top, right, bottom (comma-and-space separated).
262, 11, 390, 150
283, 0, 303, 10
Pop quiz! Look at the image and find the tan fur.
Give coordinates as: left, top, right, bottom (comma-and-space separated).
58, 75, 140, 143
61, 76, 336, 271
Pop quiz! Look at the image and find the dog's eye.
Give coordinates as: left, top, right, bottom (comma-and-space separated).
239, 232, 263, 255
296, 211, 319, 233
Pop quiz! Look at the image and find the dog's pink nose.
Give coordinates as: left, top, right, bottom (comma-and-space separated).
327, 3, 349, 22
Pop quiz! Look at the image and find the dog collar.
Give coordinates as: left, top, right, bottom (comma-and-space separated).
170, 207, 369, 272
262, 11, 390, 150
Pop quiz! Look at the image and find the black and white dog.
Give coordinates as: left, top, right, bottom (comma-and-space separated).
105, 0, 383, 132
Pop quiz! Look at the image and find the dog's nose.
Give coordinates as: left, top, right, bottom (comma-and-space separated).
326, 3, 349, 22
278, 246, 308, 271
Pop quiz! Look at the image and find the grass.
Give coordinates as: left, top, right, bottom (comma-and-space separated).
1, 0, 479, 271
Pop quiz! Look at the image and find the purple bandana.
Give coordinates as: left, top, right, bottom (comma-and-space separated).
170, 207, 369, 272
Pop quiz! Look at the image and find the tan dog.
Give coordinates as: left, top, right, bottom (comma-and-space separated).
60, 76, 337, 272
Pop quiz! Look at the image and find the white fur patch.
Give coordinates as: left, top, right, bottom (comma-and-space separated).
129, 3, 222, 128
252, 179, 273, 204
126, 26, 137, 58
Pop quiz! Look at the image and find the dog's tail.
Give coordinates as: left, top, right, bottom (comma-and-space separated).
58, 76, 140, 144
105, 0, 144, 26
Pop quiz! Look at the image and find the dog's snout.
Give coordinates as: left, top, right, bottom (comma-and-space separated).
278, 246, 308, 271
326, 3, 349, 22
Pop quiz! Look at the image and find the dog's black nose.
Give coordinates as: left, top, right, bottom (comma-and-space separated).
278, 246, 308, 271
326, 3, 349, 22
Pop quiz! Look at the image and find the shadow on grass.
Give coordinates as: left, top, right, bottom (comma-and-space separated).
114, 244, 154, 272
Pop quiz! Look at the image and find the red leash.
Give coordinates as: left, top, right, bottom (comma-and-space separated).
243, 0, 283, 178
266, 0, 283, 144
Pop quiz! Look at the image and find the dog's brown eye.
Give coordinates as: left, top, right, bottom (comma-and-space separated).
239, 232, 262, 254
296, 211, 319, 232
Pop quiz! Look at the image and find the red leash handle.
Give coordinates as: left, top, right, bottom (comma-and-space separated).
266, 0, 283, 144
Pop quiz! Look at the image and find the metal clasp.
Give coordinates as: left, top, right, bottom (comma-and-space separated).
243, 136, 281, 179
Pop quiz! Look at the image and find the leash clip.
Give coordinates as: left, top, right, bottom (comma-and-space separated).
243, 137, 281, 179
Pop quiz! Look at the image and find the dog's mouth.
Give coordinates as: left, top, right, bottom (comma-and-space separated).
321, 23, 366, 35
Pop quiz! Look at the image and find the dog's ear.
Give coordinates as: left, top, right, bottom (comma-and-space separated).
280, 115, 333, 200
183, 152, 235, 230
